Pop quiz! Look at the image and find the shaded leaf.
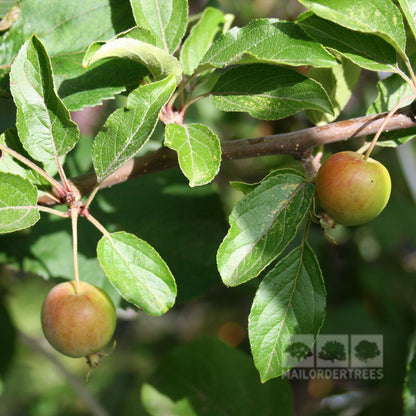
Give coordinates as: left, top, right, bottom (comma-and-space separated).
200, 19, 337, 70
210, 64, 333, 120
165, 123, 221, 186
142, 337, 294, 416
129, 0, 188, 53
298, 0, 407, 58
217, 169, 314, 286
367, 71, 416, 147
398, 0, 416, 43
0, 172, 40, 233
248, 244, 326, 382
97, 231, 177, 315
180, 7, 227, 76
306, 58, 361, 125
298, 13, 401, 73
10, 36, 79, 164
54, 53, 149, 112
83, 32, 183, 84
404, 333, 416, 415
92, 75, 176, 182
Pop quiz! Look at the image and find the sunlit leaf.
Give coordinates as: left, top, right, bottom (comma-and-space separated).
217, 169, 314, 286
83, 30, 183, 84
129, 0, 188, 53
297, 0, 407, 58
210, 64, 333, 120
97, 231, 177, 315
298, 13, 401, 74
92, 75, 176, 182
9, 36, 79, 164
248, 244, 326, 382
200, 19, 337, 70
165, 123, 221, 186
398, 0, 416, 43
0, 172, 40, 233
180, 7, 227, 76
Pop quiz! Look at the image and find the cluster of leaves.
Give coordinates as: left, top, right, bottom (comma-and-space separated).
1, 0, 416, 405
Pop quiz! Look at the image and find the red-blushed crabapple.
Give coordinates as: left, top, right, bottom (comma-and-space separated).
314, 151, 391, 226
41, 281, 116, 360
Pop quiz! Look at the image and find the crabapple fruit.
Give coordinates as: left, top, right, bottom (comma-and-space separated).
41, 281, 116, 359
314, 151, 391, 226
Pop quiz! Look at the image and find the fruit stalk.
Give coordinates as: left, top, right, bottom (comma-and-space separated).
71, 207, 80, 294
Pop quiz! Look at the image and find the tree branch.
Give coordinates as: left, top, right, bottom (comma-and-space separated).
38, 104, 416, 207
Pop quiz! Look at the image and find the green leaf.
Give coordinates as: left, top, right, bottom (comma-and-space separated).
0, 172, 40, 233
305, 58, 361, 125
370, 74, 414, 115
229, 180, 259, 195
0, 129, 65, 200
398, 0, 416, 43
54, 53, 149, 112
97, 231, 177, 315
210, 64, 333, 120
180, 7, 227, 76
297, 13, 401, 74
142, 337, 294, 416
248, 244, 326, 382
129, 0, 188, 53
164, 123, 221, 187
200, 19, 337, 70
297, 0, 407, 58
404, 333, 416, 415
83, 33, 183, 85
217, 169, 314, 287
9, 36, 79, 164
54, 27, 153, 110
0, 0, 135, 67
0, 0, 138, 110
92, 75, 176, 182
367, 72, 416, 147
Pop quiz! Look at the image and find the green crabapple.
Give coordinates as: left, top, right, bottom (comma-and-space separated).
314, 151, 391, 226
41, 281, 116, 360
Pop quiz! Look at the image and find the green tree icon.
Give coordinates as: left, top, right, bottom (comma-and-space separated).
285, 342, 313, 361
318, 341, 347, 362
354, 340, 380, 363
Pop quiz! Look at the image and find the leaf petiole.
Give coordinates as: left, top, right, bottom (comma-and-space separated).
84, 212, 110, 237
